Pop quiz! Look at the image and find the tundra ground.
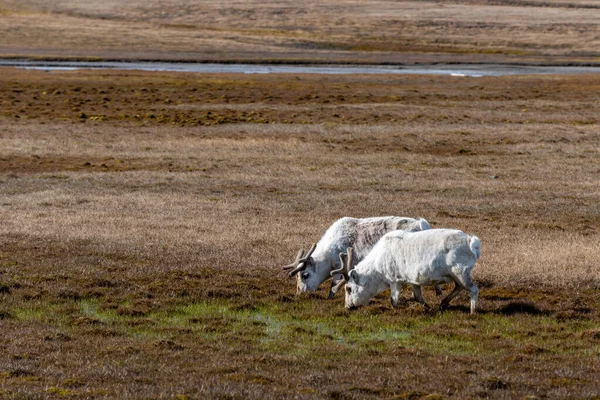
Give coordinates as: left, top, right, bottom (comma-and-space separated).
0, 69, 599, 399
1, 0, 600, 65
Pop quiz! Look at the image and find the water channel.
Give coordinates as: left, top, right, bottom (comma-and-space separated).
2, 60, 600, 77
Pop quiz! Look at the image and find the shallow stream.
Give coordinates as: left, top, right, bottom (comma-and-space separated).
2, 60, 600, 77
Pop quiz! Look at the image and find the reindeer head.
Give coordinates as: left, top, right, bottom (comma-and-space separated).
330, 247, 370, 309
282, 243, 319, 293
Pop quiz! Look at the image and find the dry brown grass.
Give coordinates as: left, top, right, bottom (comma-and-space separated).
0, 69, 599, 398
1, 0, 600, 64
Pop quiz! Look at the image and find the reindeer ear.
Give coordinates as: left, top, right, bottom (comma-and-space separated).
349, 270, 359, 283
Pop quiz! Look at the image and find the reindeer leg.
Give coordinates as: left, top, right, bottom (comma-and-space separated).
390, 282, 403, 308
439, 281, 462, 311
411, 285, 430, 309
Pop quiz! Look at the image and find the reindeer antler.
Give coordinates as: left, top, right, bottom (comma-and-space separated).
282, 243, 317, 277
330, 247, 353, 294
282, 249, 304, 271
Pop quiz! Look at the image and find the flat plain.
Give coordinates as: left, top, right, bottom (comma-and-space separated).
1, 67, 599, 399
1, 0, 600, 64
1, 0, 600, 399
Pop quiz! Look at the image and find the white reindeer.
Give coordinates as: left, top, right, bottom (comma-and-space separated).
332, 229, 481, 314
282, 216, 434, 298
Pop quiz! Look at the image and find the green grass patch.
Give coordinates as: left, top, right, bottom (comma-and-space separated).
7, 296, 599, 370
57, 298, 600, 360
73, 298, 600, 360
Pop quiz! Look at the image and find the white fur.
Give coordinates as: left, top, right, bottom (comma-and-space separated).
344, 229, 481, 314
294, 216, 431, 295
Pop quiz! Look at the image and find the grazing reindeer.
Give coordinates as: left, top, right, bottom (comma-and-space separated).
332, 229, 481, 314
282, 216, 433, 298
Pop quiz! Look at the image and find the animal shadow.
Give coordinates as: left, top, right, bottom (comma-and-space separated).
493, 300, 548, 316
